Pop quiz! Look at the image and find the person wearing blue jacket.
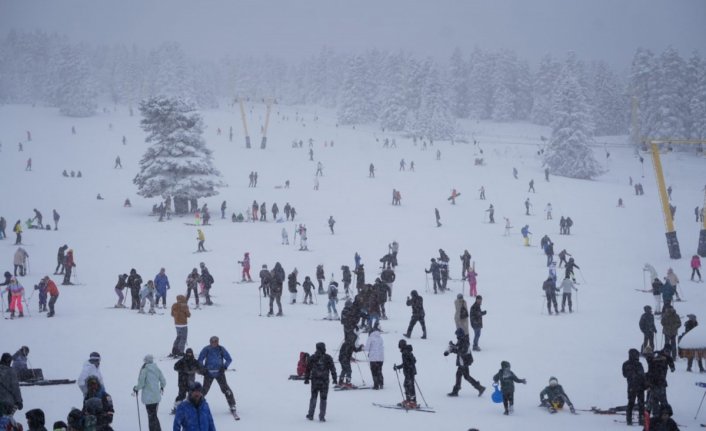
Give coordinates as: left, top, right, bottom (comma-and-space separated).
154, 268, 171, 309
521, 225, 531, 246
197, 336, 236, 414
173, 382, 215, 431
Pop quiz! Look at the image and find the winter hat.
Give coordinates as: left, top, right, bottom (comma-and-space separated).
398, 339, 407, 349
25, 408, 45, 426
457, 293, 463, 299
501, 360, 510, 369
143, 354, 154, 363
0, 353, 11, 366
644, 305, 652, 312
549, 377, 558, 386
330, 281, 338, 287
189, 381, 203, 392
185, 348, 194, 357
687, 314, 697, 320
53, 420, 68, 431
262, 264, 268, 269
411, 290, 418, 297
3, 271, 10, 278
209, 336, 219, 344
89, 352, 101, 364
455, 328, 465, 338
628, 348, 640, 360
316, 342, 326, 353
84, 397, 103, 414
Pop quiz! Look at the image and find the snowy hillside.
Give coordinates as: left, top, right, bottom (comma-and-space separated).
0, 101, 705, 430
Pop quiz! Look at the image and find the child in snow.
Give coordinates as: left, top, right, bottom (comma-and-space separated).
139, 280, 156, 314
492, 361, 527, 415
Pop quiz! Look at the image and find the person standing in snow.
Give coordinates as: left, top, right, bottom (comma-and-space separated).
425, 259, 441, 294
327, 281, 339, 319
0, 216, 6, 239
185, 269, 200, 309
660, 305, 681, 360
154, 268, 170, 309
559, 276, 578, 313
7, 278, 24, 319
31, 209, 42, 228
13, 220, 22, 245
691, 255, 702, 281
469, 296, 486, 351
173, 382, 216, 431
557, 249, 571, 268
564, 257, 579, 282
328, 216, 335, 234
13, 247, 28, 277
364, 326, 385, 389
54, 244, 68, 275
77, 352, 104, 396
492, 360, 527, 415
639, 305, 657, 353
528, 179, 535, 193
304, 342, 337, 422
315, 265, 325, 294
543, 276, 559, 315
341, 265, 352, 298
238, 253, 252, 282
622, 348, 646, 426
404, 290, 426, 339
288, 268, 300, 304
281, 227, 289, 245
196, 229, 206, 252
268, 262, 285, 316
393, 339, 417, 409
545, 203, 553, 220
337, 338, 363, 387
52, 209, 60, 231
199, 262, 214, 306
302, 276, 314, 304
170, 294, 191, 358
171, 349, 203, 414
271, 203, 279, 221
435, 208, 441, 227
445, 328, 485, 397
680, 314, 705, 372
521, 225, 531, 246
133, 354, 166, 431
128, 268, 143, 310
197, 336, 237, 415
259, 264, 271, 297
524, 198, 532, 215
665, 268, 681, 302
139, 280, 157, 314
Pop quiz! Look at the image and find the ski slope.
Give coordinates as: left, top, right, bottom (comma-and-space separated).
0, 102, 705, 430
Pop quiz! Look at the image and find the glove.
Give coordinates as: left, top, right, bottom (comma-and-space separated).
393, 364, 399, 371
443, 351, 450, 357
304, 379, 309, 385
133, 387, 138, 394
520, 379, 527, 384
482, 310, 487, 316
161, 387, 164, 395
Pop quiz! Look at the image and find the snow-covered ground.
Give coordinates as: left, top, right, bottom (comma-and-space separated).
0, 102, 705, 430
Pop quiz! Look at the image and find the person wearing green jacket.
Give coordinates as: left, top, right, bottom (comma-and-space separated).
134, 354, 166, 431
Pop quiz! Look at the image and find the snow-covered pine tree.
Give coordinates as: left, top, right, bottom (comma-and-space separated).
337, 55, 376, 125
688, 53, 706, 141
468, 48, 495, 119
133, 97, 225, 215
379, 53, 410, 131
531, 55, 560, 126
145, 42, 193, 103
589, 61, 627, 136
55, 44, 97, 117
448, 47, 471, 119
650, 47, 688, 141
628, 48, 657, 146
411, 66, 456, 140
543, 52, 603, 180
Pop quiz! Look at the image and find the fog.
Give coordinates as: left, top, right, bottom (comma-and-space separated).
2, 0, 704, 66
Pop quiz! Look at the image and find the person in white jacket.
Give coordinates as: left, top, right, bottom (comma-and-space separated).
364, 326, 385, 390
134, 354, 166, 431
78, 352, 104, 396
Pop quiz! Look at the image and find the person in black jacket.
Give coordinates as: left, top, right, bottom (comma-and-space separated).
460, 250, 471, 280
645, 346, 675, 418
269, 262, 285, 316
316, 265, 325, 295
127, 269, 143, 310
640, 306, 657, 352
542, 277, 559, 315
55, 244, 68, 275
425, 259, 441, 294
259, 265, 271, 297
337, 339, 363, 387
380, 267, 395, 301
171, 348, 203, 414
341, 266, 352, 298
0, 352, 22, 415
199, 263, 214, 306
288, 269, 300, 304
622, 348, 646, 426
340, 299, 359, 343
83, 375, 114, 429
565, 258, 579, 281
393, 339, 417, 408
469, 296, 487, 351
445, 328, 485, 397
404, 290, 426, 339
305, 342, 337, 422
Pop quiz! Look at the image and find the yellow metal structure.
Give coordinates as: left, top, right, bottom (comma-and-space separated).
260, 98, 273, 149
238, 98, 251, 148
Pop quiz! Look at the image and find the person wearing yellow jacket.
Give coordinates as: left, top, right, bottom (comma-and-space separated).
196, 229, 205, 252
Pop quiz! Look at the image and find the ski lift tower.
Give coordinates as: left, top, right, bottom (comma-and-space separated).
647, 139, 706, 259
238, 97, 251, 149
261, 98, 274, 150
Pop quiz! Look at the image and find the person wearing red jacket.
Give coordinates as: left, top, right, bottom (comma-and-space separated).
239, 253, 252, 282
46, 276, 59, 317
62, 249, 75, 285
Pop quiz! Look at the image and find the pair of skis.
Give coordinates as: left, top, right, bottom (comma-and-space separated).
372, 402, 435, 413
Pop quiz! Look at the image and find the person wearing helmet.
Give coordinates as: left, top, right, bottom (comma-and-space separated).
197, 336, 236, 414
539, 376, 575, 413
78, 352, 104, 397
304, 342, 337, 421
393, 339, 417, 409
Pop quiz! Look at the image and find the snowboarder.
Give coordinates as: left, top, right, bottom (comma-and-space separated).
404, 290, 426, 339
469, 295, 486, 350
425, 259, 441, 294
173, 382, 216, 429
154, 267, 170, 309
622, 348, 646, 426
445, 328, 485, 398
133, 354, 166, 431
170, 295, 190, 357
539, 377, 575, 413
542, 276, 559, 315
197, 336, 237, 415
304, 342, 337, 421
454, 294, 469, 336
171, 349, 203, 414
435, 208, 441, 227
238, 253, 252, 282
492, 361, 527, 415
196, 229, 205, 252
640, 305, 658, 353
393, 339, 418, 408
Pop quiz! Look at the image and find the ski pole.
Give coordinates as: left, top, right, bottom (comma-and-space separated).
414, 379, 430, 408
424, 273, 429, 293
353, 352, 366, 386
575, 290, 579, 313
578, 268, 586, 284
134, 389, 142, 431
695, 388, 706, 419
22, 296, 31, 317
258, 286, 262, 316
540, 295, 545, 315
393, 367, 405, 404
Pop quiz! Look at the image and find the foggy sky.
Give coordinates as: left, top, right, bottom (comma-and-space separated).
2, 0, 704, 68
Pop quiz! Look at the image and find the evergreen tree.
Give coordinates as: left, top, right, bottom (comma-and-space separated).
688, 53, 706, 140
411, 66, 456, 140
448, 47, 471, 118
543, 52, 603, 180
651, 47, 688, 140
133, 97, 225, 215
589, 61, 627, 136
531, 55, 560, 125
337, 55, 376, 125
628, 48, 657, 146
55, 44, 97, 117
378, 54, 410, 131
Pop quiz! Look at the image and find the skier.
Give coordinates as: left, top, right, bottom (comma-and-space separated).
399, 159, 406, 171
545, 203, 553, 220
290, 206, 297, 221
479, 186, 485, 200
644, 345, 675, 417
302, 276, 314, 304
170, 294, 190, 358
380, 267, 395, 301
154, 268, 170, 309
315, 161, 323, 177
238, 253, 252, 282
425, 259, 442, 294
565, 217, 574, 234
445, 328, 485, 397
32, 209, 42, 227
298, 223, 307, 250
52, 209, 59, 231
0, 352, 22, 418
259, 265, 271, 298
271, 203, 279, 221
503, 217, 512, 236
660, 305, 681, 359
640, 305, 658, 353
284, 203, 291, 221
467, 263, 478, 297
327, 281, 339, 319
54, 244, 68, 275
353, 264, 365, 293
133, 354, 166, 431
7, 278, 24, 318
139, 280, 157, 314
435, 208, 441, 227
197, 336, 237, 415
544, 239, 554, 267
564, 257, 579, 282
542, 276, 559, 315
0, 217, 5, 239
77, 352, 104, 396
559, 276, 578, 313
268, 262, 285, 316
369, 163, 375, 178
328, 216, 335, 234
524, 198, 532, 215
691, 255, 702, 281
260, 202, 266, 221
337, 338, 363, 387
513, 167, 518, 179
128, 268, 143, 310
316, 265, 325, 294
469, 295, 486, 351
389, 241, 399, 268
199, 262, 214, 306
114, 156, 122, 169
622, 348, 646, 426
393, 339, 418, 408
364, 325, 385, 390
13, 220, 22, 245
287, 268, 300, 304
486, 204, 495, 223
557, 249, 571, 268
44, 276, 59, 317
665, 268, 681, 302
341, 265, 352, 298
304, 342, 337, 422
251, 200, 258, 221
680, 314, 705, 372
173, 382, 216, 430
171, 349, 203, 414
438, 249, 450, 291
13, 247, 28, 277
196, 229, 205, 252
559, 216, 567, 235
492, 361, 527, 415
185, 269, 200, 309
220, 201, 226, 219
538, 377, 575, 413
521, 225, 531, 246
528, 179, 535, 193
404, 290, 426, 339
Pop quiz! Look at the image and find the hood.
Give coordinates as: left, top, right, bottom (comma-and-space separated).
629, 348, 640, 360
315, 342, 326, 354
177, 294, 187, 303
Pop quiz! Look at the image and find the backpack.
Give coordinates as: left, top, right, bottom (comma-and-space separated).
329, 284, 338, 298
310, 354, 329, 380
